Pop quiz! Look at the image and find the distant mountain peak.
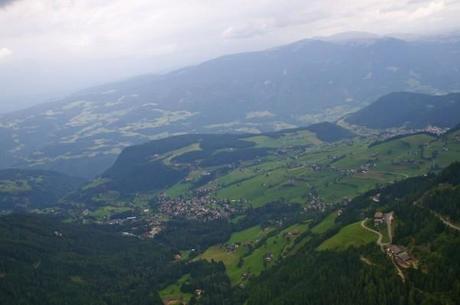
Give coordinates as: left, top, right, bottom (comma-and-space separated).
315, 31, 381, 42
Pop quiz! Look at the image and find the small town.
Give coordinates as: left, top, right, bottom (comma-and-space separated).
157, 192, 241, 221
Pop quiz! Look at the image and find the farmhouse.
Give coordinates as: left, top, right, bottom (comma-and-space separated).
374, 211, 394, 226
371, 193, 381, 203
264, 252, 273, 262
374, 211, 385, 226
386, 245, 414, 268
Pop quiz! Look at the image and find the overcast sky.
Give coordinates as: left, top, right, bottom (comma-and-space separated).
0, 0, 459, 112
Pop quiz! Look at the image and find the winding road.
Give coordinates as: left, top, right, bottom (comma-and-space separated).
435, 214, 460, 232
360, 218, 386, 251
360, 218, 405, 282
414, 201, 460, 232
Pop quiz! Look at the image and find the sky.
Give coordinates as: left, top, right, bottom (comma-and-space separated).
0, 0, 459, 113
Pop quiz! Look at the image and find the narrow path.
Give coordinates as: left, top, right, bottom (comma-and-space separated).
436, 214, 460, 232
360, 218, 385, 251
414, 201, 460, 232
386, 216, 393, 244
391, 258, 406, 283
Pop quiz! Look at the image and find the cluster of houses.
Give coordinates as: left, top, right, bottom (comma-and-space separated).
373, 210, 416, 269
304, 199, 327, 213
424, 126, 448, 136
335, 160, 376, 177
358, 161, 377, 174
374, 211, 394, 227
106, 215, 138, 225
224, 243, 241, 253
377, 125, 448, 142
285, 230, 301, 240
311, 163, 324, 172
192, 185, 218, 197
143, 216, 163, 238
385, 245, 415, 268
157, 193, 239, 221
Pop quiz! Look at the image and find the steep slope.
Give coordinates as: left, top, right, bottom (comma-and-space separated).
0, 169, 84, 213
101, 134, 256, 194
0, 214, 177, 305
1, 36, 460, 177
244, 163, 460, 305
345, 92, 460, 129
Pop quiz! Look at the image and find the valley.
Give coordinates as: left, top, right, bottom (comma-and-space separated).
1, 23, 460, 305
1, 114, 460, 305
51, 122, 460, 240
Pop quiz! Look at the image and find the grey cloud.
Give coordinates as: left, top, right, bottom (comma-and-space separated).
0, 0, 459, 111
379, 0, 447, 14
222, 22, 272, 39
0, 0, 18, 8
223, 9, 327, 39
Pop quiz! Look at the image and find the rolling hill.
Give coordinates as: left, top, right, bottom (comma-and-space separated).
345, 92, 460, 129
1, 35, 460, 178
60, 121, 460, 225
64, 122, 353, 210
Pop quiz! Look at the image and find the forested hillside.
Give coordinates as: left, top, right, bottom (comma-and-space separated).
345, 92, 460, 129
1, 149, 460, 305
244, 163, 460, 305
0, 214, 179, 305
0, 169, 84, 213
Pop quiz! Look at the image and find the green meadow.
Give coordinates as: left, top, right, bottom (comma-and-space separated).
317, 221, 377, 251
199, 222, 311, 284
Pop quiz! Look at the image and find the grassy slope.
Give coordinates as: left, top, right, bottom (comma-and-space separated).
317, 221, 377, 251
214, 131, 460, 206
79, 127, 460, 221
159, 274, 192, 304
311, 212, 338, 234
199, 222, 310, 284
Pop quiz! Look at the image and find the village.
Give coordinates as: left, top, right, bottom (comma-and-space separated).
81, 185, 244, 239
157, 185, 243, 221
158, 194, 237, 221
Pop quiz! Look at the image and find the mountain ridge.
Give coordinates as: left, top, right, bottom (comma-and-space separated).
1, 35, 460, 178
345, 92, 460, 129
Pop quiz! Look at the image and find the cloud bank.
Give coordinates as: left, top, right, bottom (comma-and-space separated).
0, 48, 12, 59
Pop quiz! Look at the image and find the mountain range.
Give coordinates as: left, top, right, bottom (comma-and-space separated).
1, 34, 460, 178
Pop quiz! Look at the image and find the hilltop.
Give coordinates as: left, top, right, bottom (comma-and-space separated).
345, 92, 460, 130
